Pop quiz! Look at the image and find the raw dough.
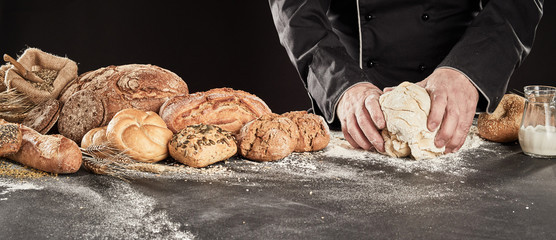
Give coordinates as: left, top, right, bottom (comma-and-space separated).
379, 82, 444, 160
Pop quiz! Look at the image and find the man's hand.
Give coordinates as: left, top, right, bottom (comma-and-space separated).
416, 68, 479, 153
337, 83, 386, 152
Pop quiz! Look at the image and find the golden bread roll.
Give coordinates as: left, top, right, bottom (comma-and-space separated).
168, 124, 236, 168
81, 126, 109, 149
159, 88, 272, 134
281, 111, 330, 152
478, 94, 526, 142
237, 113, 298, 161
106, 108, 173, 163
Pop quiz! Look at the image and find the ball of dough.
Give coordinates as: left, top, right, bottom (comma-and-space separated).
106, 108, 173, 162
379, 81, 444, 160
477, 94, 525, 142
168, 124, 237, 168
237, 113, 298, 161
281, 111, 330, 152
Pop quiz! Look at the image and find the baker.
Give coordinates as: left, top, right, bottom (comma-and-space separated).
268, 1, 543, 153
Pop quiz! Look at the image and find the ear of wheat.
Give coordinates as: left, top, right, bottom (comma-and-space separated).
80, 145, 186, 178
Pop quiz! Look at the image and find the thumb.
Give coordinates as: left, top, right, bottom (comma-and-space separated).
415, 79, 428, 88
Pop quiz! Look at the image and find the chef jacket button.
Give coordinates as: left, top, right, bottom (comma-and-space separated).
421, 13, 430, 21
367, 60, 376, 68
365, 14, 375, 21
418, 64, 426, 72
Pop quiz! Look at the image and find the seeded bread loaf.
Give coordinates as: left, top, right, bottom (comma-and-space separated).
58, 64, 188, 143
159, 88, 272, 134
0, 119, 22, 156
237, 113, 298, 161
168, 124, 237, 168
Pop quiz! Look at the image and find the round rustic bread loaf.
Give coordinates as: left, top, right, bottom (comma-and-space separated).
159, 88, 272, 134
168, 124, 237, 168
237, 113, 298, 162
58, 64, 188, 144
281, 111, 330, 152
106, 108, 173, 163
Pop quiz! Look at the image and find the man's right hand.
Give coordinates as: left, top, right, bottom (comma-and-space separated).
336, 82, 386, 152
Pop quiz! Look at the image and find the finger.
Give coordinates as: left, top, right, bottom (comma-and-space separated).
355, 104, 384, 152
415, 79, 427, 88
341, 124, 359, 149
383, 87, 394, 93
364, 95, 386, 129
434, 102, 460, 148
346, 114, 373, 150
427, 89, 447, 132
447, 105, 476, 152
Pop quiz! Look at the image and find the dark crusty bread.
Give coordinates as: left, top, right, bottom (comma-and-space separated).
7, 124, 82, 174
58, 89, 104, 143
237, 113, 298, 162
58, 64, 188, 144
21, 99, 61, 134
160, 88, 272, 134
168, 124, 237, 168
281, 111, 330, 152
0, 119, 22, 156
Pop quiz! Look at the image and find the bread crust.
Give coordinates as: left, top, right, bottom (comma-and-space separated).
22, 99, 61, 134
282, 111, 330, 152
160, 88, 271, 134
237, 113, 298, 161
478, 94, 526, 142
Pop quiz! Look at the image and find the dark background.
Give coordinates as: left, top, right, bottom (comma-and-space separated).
0, 1, 554, 114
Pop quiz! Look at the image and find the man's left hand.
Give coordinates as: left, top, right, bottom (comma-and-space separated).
416, 68, 479, 153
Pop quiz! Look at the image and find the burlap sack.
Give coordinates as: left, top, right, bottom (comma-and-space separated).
0, 64, 10, 92
4, 48, 77, 103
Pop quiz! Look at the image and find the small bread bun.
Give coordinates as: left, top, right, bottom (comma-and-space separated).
81, 126, 109, 149
106, 108, 173, 162
237, 113, 298, 161
477, 94, 526, 142
168, 124, 236, 168
281, 111, 330, 152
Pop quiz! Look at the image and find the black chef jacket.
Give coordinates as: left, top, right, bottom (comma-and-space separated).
269, 0, 543, 127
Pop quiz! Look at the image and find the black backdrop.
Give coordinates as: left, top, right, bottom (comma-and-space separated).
0, 1, 554, 114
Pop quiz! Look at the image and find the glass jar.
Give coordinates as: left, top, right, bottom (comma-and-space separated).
518, 85, 556, 158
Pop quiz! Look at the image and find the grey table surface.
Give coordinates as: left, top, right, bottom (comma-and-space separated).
1, 130, 555, 240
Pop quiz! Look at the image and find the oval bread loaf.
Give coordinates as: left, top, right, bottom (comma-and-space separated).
0, 119, 22, 156
160, 88, 272, 134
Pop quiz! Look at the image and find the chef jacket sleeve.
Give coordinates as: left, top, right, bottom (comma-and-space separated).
437, 0, 544, 113
268, 0, 369, 124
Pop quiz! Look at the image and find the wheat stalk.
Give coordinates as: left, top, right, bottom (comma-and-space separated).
80, 145, 186, 178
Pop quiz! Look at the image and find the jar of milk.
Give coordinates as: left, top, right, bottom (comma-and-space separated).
518, 85, 556, 158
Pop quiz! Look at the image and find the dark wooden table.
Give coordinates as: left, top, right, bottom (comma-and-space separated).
1, 131, 555, 239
